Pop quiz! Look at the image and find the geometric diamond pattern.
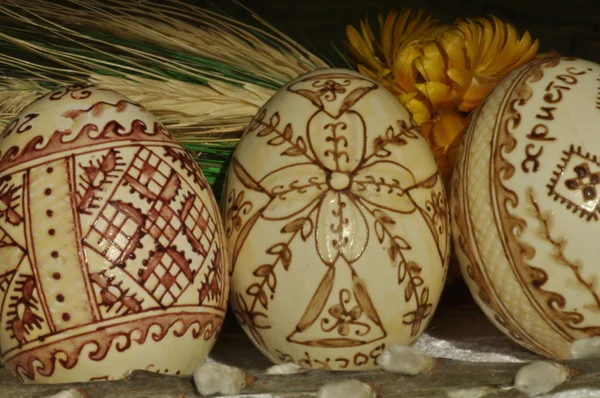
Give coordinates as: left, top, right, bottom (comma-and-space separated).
146, 200, 180, 247
0, 270, 15, 295
128, 148, 171, 195
142, 247, 192, 307
85, 202, 142, 266
0, 227, 14, 246
83, 146, 218, 311
180, 193, 216, 257
548, 145, 600, 220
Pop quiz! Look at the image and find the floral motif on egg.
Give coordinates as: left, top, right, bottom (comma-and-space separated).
0, 85, 228, 382
225, 71, 449, 368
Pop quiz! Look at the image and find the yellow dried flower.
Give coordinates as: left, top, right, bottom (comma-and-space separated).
346, 11, 539, 186
346, 10, 439, 91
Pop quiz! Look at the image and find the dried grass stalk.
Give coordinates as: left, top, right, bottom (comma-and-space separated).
0, 0, 327, 140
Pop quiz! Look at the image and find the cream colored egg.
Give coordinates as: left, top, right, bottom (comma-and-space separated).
0, 85, 229, 383
223, 69, 450, 370
451, 57, 600, 359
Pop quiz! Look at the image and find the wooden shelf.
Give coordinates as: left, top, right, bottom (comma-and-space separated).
2, 284, 600, 397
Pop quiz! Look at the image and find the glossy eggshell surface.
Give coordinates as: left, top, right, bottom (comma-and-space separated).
451, 57, 600, 359
224, 69, 450, 370
0, 85, 229, 383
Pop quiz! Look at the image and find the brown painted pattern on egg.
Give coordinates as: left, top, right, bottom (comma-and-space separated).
225, 69, 450, 370
452, 56, 600, 360
0, 85, 229, 383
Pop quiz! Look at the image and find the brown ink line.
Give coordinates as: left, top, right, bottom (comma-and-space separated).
154, 148, 210, 196
247, 203, 321, 315
488, 59, 575, 346
22, 169, 56, 334
147, 178, 211, 305
0, 173, 28, 354
104, 195, 165, 306
81, 146, 137, 232
126, 303, 226, 312
408, 172, 447, 266
67, 155, 101, 322
0, 140, 182, 177
140, 304, 227, 314
462, 117, 545, 353
547, 146, 600, 221
173, 230, 219, 309
134, 155, 204, 305
0, 307, 225, 360
1, 311, 224, 363
359, 120, 419, 167
596, 77, 600, 109
325, 121, 344, 171
203, 176, 228, 310
0, 269, 16, 280
32, 159, 96, 331
0, 268, 19, 356
357, 198, 425, 337
255, 118, 316, 163
461, 64, 558, 357
83, 147, 164, 309
247, 229, 301, 315
62, 100, 141, 118
528, 189, 600, 309
82, 148, 128, 221
83, 237, 154, 307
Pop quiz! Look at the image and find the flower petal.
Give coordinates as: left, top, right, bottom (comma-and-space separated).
399, 93, 431, 126
416, 40, 447, 82
339, 322, 350, 336
316, 191, 368, 265
459, 79, 496, 111
259, 163, 327, 220
308, 110, 366, 173
392, 40, 422, 94
328, 304, 345, 319
416, 81, 459, 110
345, 24, 386, 72
380, 9, 440, 67
352, 160, 417, 213
349, 305, 363, 321
432, 111, 468, 150
446, 67, 473, 90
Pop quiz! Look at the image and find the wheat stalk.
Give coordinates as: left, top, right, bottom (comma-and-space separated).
89, 74, 275, 139
0, 0, 329, 191
0, 0, 327, 135
17, 0, 327, 80
0, 78, 49, 124
0, 73, 274, 140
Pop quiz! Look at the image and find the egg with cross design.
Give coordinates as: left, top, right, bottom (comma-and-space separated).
0, 85, 228, 383
451, 57, 600, 359
223, 68, 450, 370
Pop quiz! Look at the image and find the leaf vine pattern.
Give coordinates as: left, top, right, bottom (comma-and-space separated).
227, 71, 448, 362
527, 188, 600, 333
225, 189, 253, 238
233, 208, 317, 349
364, 205, 432, 336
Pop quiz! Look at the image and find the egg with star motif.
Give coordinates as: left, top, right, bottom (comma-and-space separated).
223, 68, 450, 370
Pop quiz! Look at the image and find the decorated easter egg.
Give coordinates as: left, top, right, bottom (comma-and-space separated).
0, 85, 228, 383
223, 69, 450, 370
451, 57, 600, 359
